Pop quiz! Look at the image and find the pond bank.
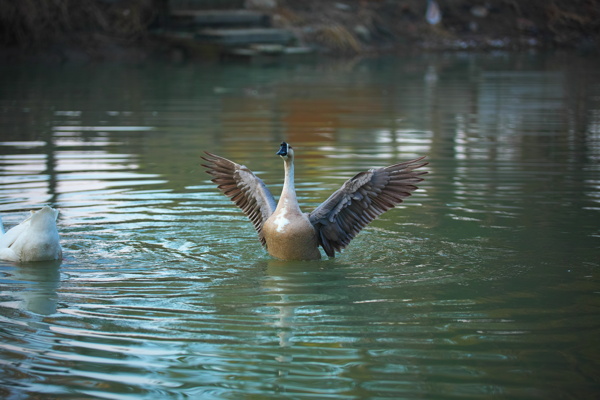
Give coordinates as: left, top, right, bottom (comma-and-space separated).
1, 0, 598, 64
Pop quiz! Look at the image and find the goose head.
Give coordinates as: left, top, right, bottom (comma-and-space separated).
276, 142, 294, 161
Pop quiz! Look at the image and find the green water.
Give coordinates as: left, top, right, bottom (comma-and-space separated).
0, 52, 599, 399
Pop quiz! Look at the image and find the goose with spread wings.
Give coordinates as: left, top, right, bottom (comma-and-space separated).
202, 142, 427, 260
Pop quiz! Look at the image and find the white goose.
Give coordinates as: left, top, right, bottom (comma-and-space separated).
203, 142, 427, 260
0, 206, 62, 262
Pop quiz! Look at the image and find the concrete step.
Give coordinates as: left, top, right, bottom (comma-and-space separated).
169, 10, 270, 29
224, 45, 315, 63
196, 28, 296, 46
170, 0, 244, 10
227, 44, 313, 56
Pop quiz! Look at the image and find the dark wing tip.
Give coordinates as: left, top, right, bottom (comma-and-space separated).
201, 151, 218, 161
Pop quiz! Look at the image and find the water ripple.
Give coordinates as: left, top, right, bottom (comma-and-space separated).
1, 55, 599, 400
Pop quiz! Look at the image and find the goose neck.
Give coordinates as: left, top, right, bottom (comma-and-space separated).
278, 158, 300, 212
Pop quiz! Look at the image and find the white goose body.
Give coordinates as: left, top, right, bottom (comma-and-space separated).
0, 206, 62, 262
203, 142, 427, 261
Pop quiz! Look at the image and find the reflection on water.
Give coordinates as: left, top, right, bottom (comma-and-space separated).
0, 53, 599, 399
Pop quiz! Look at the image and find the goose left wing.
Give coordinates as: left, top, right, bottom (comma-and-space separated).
308, 157, 428, 257
202, 152, 277, 247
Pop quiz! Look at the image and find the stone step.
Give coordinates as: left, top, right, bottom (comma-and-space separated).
224, 45, 315, 63
227, 44, 314, 56
170, 0, 244, 10
196, 28, 296, 46
170, 10, 270, 29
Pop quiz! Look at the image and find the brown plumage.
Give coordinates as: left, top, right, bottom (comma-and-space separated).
202, 142, 427, 260
201, 152, 276, 247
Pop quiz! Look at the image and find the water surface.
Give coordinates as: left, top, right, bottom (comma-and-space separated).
1, 52, 599, 399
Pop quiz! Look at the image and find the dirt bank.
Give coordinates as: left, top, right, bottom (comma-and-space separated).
0, 0, 158, 63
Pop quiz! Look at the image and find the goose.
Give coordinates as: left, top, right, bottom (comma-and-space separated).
0, 206, 62, 262
202, 142, 427, 260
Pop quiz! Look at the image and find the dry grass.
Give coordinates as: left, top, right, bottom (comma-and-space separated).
314, 23, 362, 54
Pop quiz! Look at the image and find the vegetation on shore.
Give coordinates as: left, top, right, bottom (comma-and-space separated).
0, 0, 155, 45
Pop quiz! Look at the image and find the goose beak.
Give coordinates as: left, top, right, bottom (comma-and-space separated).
276, 142, 288, 157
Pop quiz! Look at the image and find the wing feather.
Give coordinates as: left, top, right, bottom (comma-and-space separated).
202, 152, 277, 247
309, 157, 427, 257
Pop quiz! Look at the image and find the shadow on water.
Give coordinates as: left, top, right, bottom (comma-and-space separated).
193, 259, 377, 397
6, 260, 62, 317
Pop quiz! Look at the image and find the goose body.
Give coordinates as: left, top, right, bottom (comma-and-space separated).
0, 206, 62, 262
203, 142, 427, 260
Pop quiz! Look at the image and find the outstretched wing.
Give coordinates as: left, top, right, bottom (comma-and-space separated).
308, 157, 428, 257
202, 152, 277, 247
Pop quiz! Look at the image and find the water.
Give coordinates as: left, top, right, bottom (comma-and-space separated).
0, 52, 599, 399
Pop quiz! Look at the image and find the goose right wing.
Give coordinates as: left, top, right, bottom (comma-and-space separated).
202, 152, 277, 247
308, 157, 427, 257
